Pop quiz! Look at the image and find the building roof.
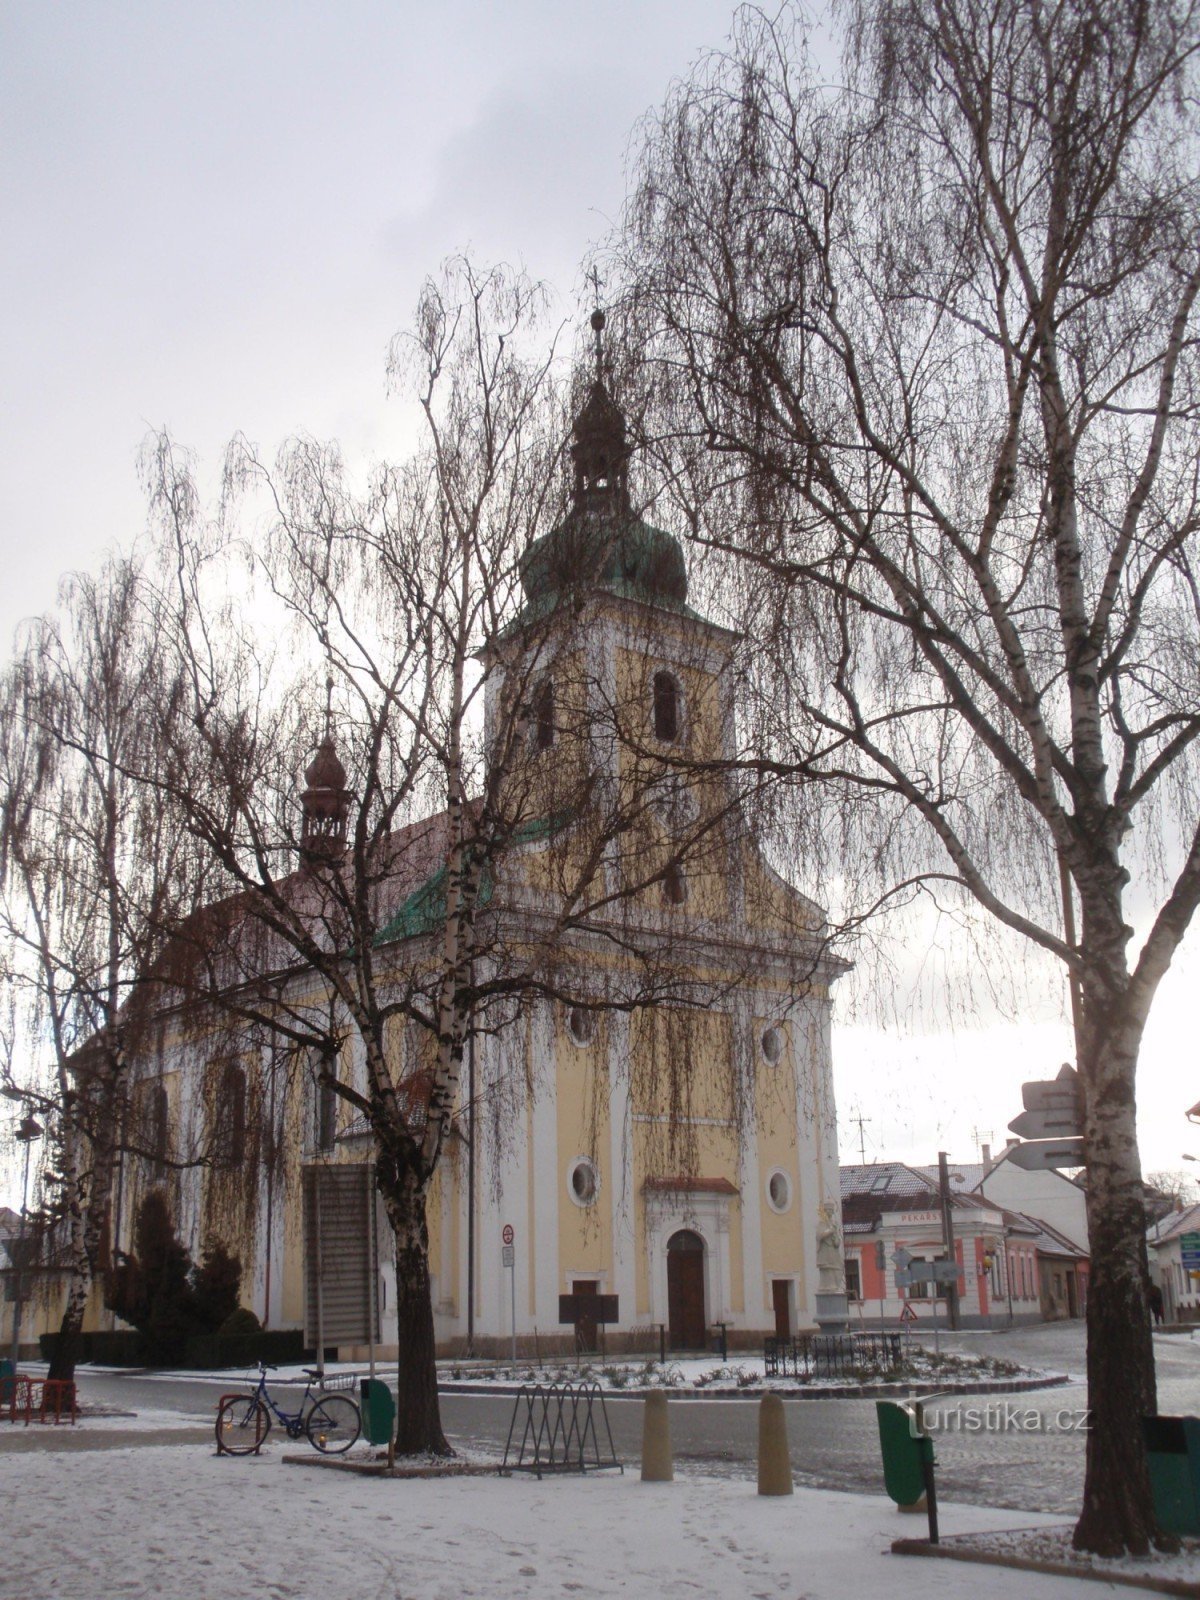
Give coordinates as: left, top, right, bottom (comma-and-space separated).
839, 1162, 935, 1202
1147, 1202, 1200, 1245
839, 1161, 999, 1234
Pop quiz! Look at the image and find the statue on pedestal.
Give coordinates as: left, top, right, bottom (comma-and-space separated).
813, 1199, 849, 1333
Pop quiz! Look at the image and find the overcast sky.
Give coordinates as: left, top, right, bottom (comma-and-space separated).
1, 2, 1194, 1192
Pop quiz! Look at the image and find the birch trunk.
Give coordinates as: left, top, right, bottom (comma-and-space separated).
377, 1150, 448, 1457
1074, 877, 1164, 1554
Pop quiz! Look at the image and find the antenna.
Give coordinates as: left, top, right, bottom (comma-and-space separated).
850, 1107, 869, 1165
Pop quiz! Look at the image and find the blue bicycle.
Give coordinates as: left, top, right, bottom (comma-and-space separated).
215, 1364, 361, 1456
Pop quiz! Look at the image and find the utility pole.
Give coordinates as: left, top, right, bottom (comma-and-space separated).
938, 1151, 960, 1332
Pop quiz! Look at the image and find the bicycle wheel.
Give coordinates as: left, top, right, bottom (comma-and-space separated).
305, 1392, 360, 1454
216, 1395, 271, 1455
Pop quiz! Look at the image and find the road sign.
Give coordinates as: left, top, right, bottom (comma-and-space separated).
891, 1247, 913, 1269
931, 1260, 963, 1284
1006, 1137, 1085, 1171
1007, 1107, 1083, 1140
502, 1223, 514, 1247
895, 1269, 914, 1288
502, 1244, 515, 1267
1020, 1064, 1083, 1120
1180, 1231, 1200, 1265
900, 1302, 918, 1323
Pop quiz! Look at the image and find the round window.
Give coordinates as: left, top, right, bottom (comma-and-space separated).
569, 1157, 599, 1206
767, 1169, 792, 1213
567, 1007, 594, 1047
761, 1026, 784, 1065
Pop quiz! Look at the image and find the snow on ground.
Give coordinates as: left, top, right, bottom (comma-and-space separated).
0, 1439, 1101, 1600
60, 1344, 1046, 1396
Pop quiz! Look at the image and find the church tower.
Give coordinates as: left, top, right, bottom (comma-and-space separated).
299, 683, 351, 867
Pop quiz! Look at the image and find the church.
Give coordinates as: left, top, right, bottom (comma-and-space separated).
119, 326, 848, 1361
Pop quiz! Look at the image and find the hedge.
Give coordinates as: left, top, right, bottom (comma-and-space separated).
40, 1326, 308, 1370
39, 1330, 146, 1366
182, 1329, 306, 1369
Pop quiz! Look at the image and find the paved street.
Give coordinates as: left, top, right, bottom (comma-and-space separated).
19, 1324, 1200, 1517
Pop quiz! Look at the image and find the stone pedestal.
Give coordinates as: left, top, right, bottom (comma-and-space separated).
814, 1291, 849, 1334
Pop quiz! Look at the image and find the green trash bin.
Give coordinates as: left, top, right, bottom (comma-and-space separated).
1143, 1415, 1200, 1537
0, 1357, 14, 1407
876, 1399, 938, 1541
360, 1377, 396, 1448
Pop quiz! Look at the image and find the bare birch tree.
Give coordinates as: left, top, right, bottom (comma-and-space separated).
0, 558, 205, 1381
618, 0, 1200, 1555
141, 260, 763, 1455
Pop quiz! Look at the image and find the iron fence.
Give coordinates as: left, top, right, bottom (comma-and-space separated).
763, 1331, 903, 1380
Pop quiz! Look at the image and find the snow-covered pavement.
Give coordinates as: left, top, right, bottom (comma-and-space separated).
0, 1436, 1121, 1600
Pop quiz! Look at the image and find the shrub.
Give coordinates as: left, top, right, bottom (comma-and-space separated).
103, 1190, 244, 1365
217, 1306, 261, 1337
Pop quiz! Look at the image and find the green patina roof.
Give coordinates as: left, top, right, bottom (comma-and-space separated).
519, 506, 689, 611
373, 812, 569, 947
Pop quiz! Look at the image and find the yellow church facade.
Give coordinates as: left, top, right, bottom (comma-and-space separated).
113, 358, 846, 1361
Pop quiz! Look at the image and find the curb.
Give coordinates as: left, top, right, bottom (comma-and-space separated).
435, 1373, 1071, 1401
891, 1532, 1200, 1597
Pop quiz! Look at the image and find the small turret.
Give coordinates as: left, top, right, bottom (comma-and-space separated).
300, 680, 350, 868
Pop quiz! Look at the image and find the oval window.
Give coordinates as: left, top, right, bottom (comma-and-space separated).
567, 1007, 594, 1047
569, 1157, 599, 1206
662, 863, 687, 906
761, 1026, 784, 1065
767, 1170, 792, 1213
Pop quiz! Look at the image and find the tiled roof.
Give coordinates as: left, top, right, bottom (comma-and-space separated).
839, 1162, 936, 1201
1147, 1202, 1200, 1245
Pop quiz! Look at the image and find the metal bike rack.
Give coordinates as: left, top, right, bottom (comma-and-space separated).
499, 1382, 623, 1479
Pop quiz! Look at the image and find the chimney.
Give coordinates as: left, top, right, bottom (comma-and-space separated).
981, 1143, 991, 1166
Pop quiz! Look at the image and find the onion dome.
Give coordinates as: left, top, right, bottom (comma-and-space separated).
300, 685, 351, 867
518, 310, 688, 612
304, 735, 347, 794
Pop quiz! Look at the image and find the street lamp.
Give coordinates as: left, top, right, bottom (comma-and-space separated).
9, 1112, 43, 1365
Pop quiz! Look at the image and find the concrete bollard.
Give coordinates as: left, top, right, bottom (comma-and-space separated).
757, 1393, 794, 1496
641, 1390, 673, 1482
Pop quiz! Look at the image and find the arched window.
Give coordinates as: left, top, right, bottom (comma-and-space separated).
532, 679, 555, 751
652, 671, 680, 743
314, 1052, 338, 1154
138, 1081, 169, 1176
212, 1061, 246, 1169
150, 1082, 169, 1174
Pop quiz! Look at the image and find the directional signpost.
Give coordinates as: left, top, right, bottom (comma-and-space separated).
889, 1247, 961, 1354
1181, 1232, 1200, 1277
1006, 1063, 1084, 1172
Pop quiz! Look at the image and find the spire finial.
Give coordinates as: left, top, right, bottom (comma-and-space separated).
324, 676, 334, 742
587, 267, 607, 382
